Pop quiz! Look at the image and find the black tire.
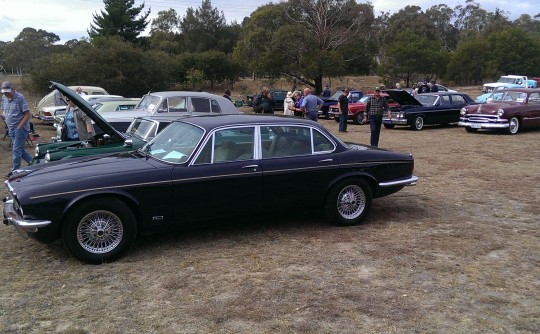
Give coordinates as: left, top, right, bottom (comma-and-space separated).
353, 113, 363, 125
465, 127, 478, 133
334, 116, 340, 123
507, 117, 519, 135
412, 116, 424, 131
383, 124, 395, 129
325, 179, 372, 226
62, 197, 137, 264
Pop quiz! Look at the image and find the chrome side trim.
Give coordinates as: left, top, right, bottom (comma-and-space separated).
379, 175, 419, 187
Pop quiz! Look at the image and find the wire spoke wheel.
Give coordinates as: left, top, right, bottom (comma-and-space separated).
77, 210, 124, 254
336, 185, 366, 220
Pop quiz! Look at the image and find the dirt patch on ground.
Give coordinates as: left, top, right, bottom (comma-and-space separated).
0, 77, 538, 333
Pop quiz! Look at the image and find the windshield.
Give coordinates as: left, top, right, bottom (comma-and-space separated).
415, 95, 438, 106
142, 122, 204, 163
497, 91, 528, 102
126, 119, 158, 141
135, 94, 161, 113
328, 91, 342, 100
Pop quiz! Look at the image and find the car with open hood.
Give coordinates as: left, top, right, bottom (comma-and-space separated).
99, 91, 242, 132
382, 90, 477, 130
459, 88, 540, 134
32, 82, 170, 164
4, 114, 418, 263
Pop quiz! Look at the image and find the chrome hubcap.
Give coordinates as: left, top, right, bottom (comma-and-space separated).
337, 185, 365, 219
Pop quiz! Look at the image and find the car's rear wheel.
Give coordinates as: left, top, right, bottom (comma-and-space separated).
412, 116, 424, 130
334, 115, 340, 122
62, 197, 137, 264
325, 179, 372, 226
383, 124, 395, 129
465, 127, 478, 133
507, 117, 520, 135
353, 113, 363, 125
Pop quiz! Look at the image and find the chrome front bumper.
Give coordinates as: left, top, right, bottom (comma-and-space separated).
383, 117, 407, 125
3, 198, 52, 238
379, 175, 419, 187
458, 121, 509, 129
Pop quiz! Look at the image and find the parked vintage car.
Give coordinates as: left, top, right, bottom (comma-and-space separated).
33, 83, 171, 163
99, 91, 241, 132
383, 90, 477, 130
320, 90, 363, 119
91, 97, 140, 113
459, 88, 540, 134
36, 86, 109, 122
329, 92, 400, 124
246, 89, 288, 111
4, 114, 418, 263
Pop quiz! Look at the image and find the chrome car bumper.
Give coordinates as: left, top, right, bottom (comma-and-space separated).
379, 175, 418, 187
383, 117, 407, 125
3, 198, 52, 238
458, 121, 509, 129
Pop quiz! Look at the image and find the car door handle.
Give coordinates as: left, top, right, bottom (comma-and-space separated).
318, 159, 333, 163
242, 164, 259, 170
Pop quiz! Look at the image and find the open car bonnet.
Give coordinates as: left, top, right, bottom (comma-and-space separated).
383, 89, 423, 106
50, 81, 124, 140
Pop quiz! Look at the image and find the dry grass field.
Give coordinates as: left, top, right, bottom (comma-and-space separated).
0, 76, 538, 333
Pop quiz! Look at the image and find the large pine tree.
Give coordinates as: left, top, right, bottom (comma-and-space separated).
88, 0, 150, 43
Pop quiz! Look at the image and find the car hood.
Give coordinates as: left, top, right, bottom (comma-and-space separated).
465, 101, 520, 114
383, 90, 422, 106
7, 152, 158, 198
51, 81, 124, 140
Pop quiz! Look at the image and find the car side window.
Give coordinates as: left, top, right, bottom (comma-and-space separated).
440, 95, 451, 106
192, 98, 210, 113
261, 125, 312, 158
313, 130, 335, 153
451, 95, 465, 105
210, 99, 222, 113
528, 92, 540, 104
168, 97, 187, 112
194, 127, 255, 164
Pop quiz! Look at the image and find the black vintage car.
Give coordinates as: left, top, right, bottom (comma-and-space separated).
382, 90, 477, 130
4, 99, 418, 263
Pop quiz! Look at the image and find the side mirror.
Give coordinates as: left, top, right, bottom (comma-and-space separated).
124, 139, 133, 148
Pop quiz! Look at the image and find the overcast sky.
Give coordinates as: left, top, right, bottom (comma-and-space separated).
1, 0, 538, 43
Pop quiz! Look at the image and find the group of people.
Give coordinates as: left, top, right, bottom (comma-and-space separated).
1, 81, 94, 176
413, 80, 438, 95
282, 87, 323, 121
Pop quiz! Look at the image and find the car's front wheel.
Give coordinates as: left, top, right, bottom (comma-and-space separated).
334, 115, 340, 122
383, 124, 395, 129
325, 179, 372, 226
353, 113, 364, 125
465, 127, 478, 133
412, 116, 424, 130
62, 197, 137, 264
507, 117, 520, 135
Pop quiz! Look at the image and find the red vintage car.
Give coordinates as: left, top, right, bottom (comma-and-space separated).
329, 92, 400, 124
459, 88, 540, 134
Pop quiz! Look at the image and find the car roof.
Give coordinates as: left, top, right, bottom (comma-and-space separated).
497, 88, 540, 93
175, 114, 327, 131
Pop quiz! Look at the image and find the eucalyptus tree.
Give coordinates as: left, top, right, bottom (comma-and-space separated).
235, 0, 374, 94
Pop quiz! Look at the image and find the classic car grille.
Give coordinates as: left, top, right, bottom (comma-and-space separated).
463, 114, 500, 122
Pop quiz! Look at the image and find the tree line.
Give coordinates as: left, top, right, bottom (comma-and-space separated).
0, 0, 539, 97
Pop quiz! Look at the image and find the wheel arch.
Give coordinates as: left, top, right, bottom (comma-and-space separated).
324, 173, 378, 203
60, 191, 141, 237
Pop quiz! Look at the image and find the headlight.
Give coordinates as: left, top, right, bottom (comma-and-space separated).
496, 109, 504, 116
460, 107, 466, 116
398, 112, 404, 118
34, 145, 40, 157
44, 153, 51, 163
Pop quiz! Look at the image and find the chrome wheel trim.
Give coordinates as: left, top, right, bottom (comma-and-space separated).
509, 117, 519, 134
77, 210, 124, 254
415, 117, 424, 130
336, 185, 366, 220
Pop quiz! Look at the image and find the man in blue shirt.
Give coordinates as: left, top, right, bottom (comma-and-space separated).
301, 88, 323, 121
2, 81, 33, 174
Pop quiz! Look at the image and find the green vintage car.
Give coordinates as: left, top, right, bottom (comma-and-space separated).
32, 83, 171, 164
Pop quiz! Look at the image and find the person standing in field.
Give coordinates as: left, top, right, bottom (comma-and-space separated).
363, 86, 390, 147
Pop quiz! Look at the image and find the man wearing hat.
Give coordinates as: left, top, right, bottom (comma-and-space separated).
363, 86, 390, 147
1, 81, 33, 174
